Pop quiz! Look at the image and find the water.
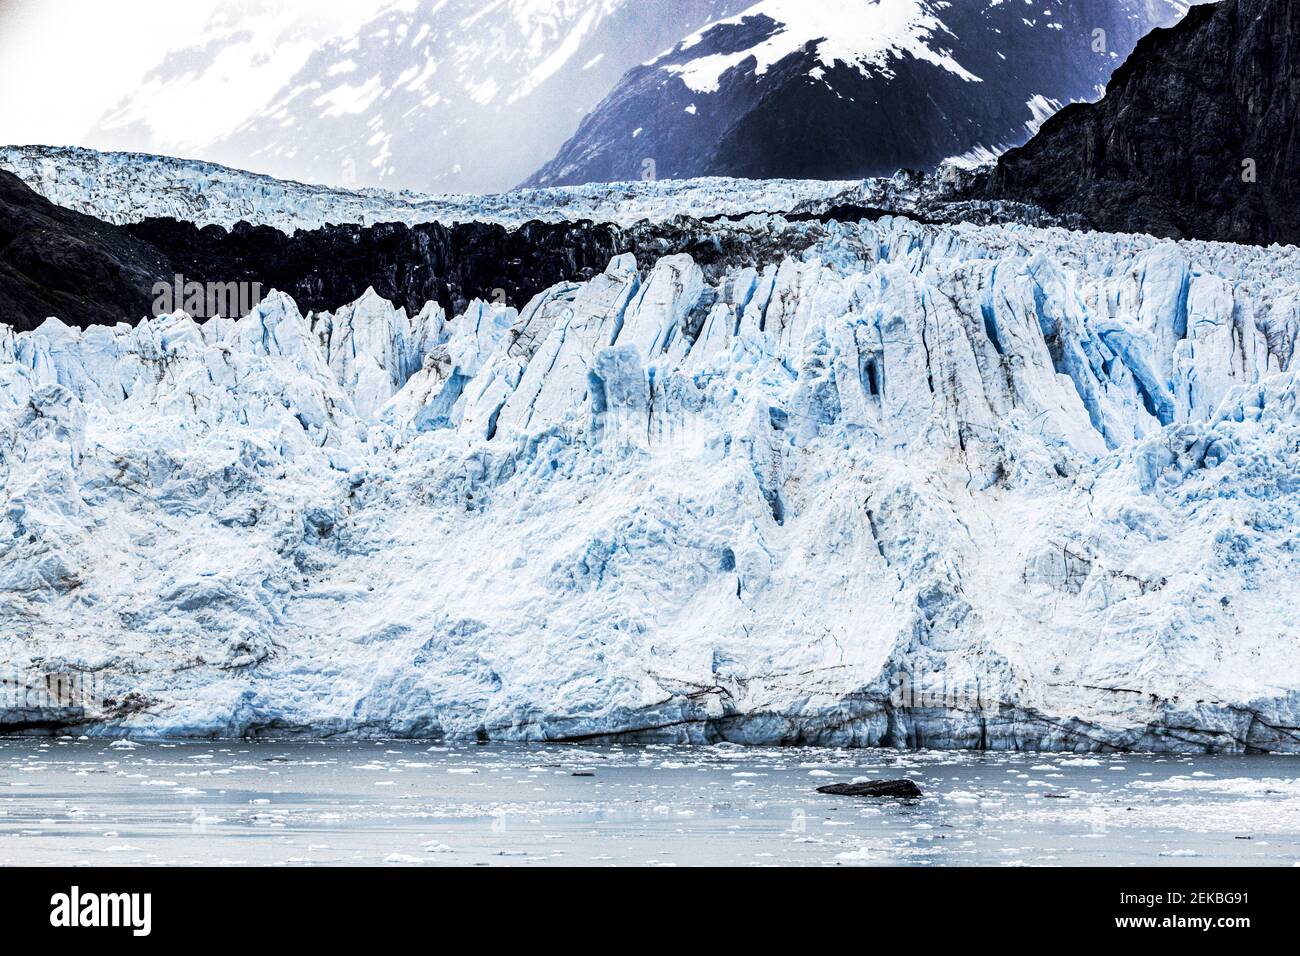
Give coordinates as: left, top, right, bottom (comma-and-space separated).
2, 739, 1298, 866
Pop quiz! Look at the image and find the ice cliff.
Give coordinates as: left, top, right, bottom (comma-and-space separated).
3, 214, 1300, 751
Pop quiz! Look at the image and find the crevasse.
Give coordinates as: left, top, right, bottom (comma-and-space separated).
3, 215, 1300, 750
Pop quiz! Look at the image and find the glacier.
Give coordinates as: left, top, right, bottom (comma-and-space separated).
0, 145, 856, 232
3, 212, 1300, 751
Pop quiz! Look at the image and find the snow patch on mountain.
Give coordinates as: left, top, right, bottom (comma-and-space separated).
3, 211, 1300, 748
1024, 94, 1064, 137
941, 95, 1066, 169
659, 0, 981, 93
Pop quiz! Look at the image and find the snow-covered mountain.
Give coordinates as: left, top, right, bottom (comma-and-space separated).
83, 0, 750, 194
525, 0, 1201, 187
4, 209, 1300, 749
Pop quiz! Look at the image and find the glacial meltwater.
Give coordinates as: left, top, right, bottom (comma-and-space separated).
2, 740, 1298, 866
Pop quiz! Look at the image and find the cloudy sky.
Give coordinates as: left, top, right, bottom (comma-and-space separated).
0, 0, 406, 150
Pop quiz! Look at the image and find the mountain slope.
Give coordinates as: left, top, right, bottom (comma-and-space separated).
0, 163, 632, 334
0, 150, 854, 333
87, 0, 750, 193
525, 0, 1198, 187
0, 170, 174, 333
980, 0, 1300, 246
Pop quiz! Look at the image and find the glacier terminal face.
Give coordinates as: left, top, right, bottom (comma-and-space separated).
3, 213, 1300, 750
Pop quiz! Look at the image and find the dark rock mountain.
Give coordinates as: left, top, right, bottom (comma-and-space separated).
978, 0, 1300, 246
0, 170, 172, 333
0, 167, 827, 333
524, 0, 1196, 187
126, 217, 626, 322
0, 169, 629, 333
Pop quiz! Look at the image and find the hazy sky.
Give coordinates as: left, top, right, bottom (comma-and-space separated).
0, 0, 401, 148
0, 0, 216, 145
